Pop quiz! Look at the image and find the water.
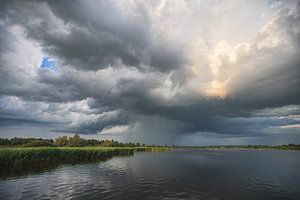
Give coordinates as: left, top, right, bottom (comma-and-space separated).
0, 149, 300, 200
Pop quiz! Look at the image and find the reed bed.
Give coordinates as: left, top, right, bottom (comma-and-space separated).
0, 147, 172, 179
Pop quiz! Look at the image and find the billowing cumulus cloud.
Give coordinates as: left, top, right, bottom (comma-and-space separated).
0, 0, 300, 145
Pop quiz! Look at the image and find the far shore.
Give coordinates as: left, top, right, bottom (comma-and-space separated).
175, 144, 300, 151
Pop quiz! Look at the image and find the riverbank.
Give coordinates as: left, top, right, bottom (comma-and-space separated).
0, 147, 172, 179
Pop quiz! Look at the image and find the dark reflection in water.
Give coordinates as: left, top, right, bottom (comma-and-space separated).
0, 150, 299, 200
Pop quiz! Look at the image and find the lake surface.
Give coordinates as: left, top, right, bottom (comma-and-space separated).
0, 149, 300, 200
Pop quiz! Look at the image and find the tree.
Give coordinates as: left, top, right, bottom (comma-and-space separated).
68, 134, 85, 147
55, 136, 68, 146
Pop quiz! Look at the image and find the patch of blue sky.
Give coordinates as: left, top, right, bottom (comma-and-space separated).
39, 57, 58, 72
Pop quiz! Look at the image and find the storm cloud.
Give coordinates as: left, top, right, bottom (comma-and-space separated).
0, 0, 300, 145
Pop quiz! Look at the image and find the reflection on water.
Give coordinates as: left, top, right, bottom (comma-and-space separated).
0, 150, 300, 200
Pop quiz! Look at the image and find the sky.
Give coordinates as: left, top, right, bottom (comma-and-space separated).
0, 0, 300, 145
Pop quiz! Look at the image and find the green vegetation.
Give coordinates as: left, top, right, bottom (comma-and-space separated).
0, 133, 173, 179
0, 134, 173, 179
0, 147, 133, 165
0, 134, 148, 147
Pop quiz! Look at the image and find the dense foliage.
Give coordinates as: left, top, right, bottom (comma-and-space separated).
0, 134, 147, 147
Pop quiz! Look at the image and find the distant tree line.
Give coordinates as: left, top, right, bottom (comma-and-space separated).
1, 135, 299, 149
191, 144, 300, 150
0, 134, 149, 147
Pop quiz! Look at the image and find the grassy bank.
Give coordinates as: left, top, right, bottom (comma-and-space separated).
0, 146, 172, 179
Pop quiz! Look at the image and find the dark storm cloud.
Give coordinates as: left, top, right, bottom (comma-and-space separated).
0, 0, 300, 144
0, 0, 186, 72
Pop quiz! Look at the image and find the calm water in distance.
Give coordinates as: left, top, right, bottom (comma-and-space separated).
0, 149, 300, 200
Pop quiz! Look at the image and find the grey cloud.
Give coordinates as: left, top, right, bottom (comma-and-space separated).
1, 0, 187, 73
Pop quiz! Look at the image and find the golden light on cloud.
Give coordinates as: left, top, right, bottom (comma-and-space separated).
205, 80, 228, 99
188, 39, 236, 99
279, 124, 300, 129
